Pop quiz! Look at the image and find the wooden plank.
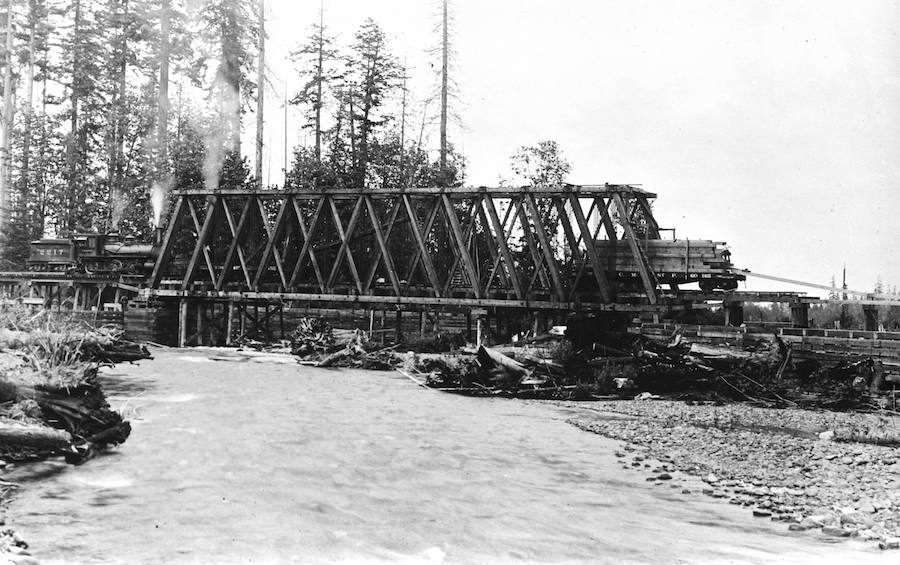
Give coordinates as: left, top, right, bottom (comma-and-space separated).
635, 194, 660, 238
612, 192, 657, 304
217, 197, 253, 290
149, 196, 185, 288
524, 193, 566, 302
474, 198, 511, 289
172, 185, 657, 198
441, 203, 478, 295
441, 194, 482, 298
149, 288, 690, 313
596, 197, 617, 241
402, 197, 441, 284
252, 197, 290, 290
289, 197, 326, 291
181, 196, 219, 290
513, 198, 551, 292
401, 195, 442, 296
326, 195, 364, 293
568, 193, 612, 303
484, 197, 519, 294
363, 197, 403, 292
362, 196, 402, 294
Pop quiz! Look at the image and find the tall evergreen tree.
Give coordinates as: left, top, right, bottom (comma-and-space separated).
198, 0, 258, 161
345, 18, 399, 188
290, 2, 339, 167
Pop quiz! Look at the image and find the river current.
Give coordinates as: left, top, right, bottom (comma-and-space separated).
5, 347, 886, 564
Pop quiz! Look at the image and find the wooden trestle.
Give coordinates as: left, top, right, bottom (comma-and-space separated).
0, 272, 134, 311
147, 185, 674, 314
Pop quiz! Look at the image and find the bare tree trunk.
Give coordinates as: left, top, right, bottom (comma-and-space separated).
0, 1, 13, 234
348, 95, 356, 178
158, 0, 170, 173
36, 43, 48, 237
113, 16, 127, 228
65, 0, 83, 235
314, 0, 323, 163
222, 7, 241, 158
399, 59, 406, 187
106, 0, 129, 231
21, 8, 35, 230
254, 0, 264, 185
439, 0, 448, 180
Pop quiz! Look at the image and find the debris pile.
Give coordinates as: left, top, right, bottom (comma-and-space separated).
287, 316, 895, 408
0, 307, 141, 464
288, 317, 335, 357
289, 319, 400, 371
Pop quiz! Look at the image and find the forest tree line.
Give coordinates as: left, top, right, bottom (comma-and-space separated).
0, 0, 546, 270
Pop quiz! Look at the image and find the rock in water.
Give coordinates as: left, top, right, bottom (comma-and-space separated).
879, 538, 900, 550
822, 526, 851, 537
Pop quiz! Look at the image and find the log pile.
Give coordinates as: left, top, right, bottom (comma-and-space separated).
283, 314, 890, 409
398, 328, 884, 408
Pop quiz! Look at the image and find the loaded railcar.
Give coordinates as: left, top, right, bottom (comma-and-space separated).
595, 239, 744, 291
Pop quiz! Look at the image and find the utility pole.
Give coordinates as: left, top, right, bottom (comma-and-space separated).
255, 0, 265, 186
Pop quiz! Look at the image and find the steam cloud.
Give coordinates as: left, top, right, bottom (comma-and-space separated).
203, 73, 241, 191
150, 181, 170, 228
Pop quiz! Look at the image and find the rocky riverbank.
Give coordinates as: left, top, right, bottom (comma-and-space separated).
565, 399, 900, 550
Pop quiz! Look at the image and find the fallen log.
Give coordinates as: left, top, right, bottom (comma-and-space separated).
477, 345, 530, 377
0, 425, 73, 450
689, 343, 755, 360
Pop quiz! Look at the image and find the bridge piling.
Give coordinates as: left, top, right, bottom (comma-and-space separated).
790, 300, 810, 328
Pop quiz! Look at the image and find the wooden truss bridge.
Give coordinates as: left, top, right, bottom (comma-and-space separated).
147, 184, 696, 313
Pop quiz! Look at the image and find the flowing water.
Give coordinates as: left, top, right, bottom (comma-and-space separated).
5, 348, 887, 564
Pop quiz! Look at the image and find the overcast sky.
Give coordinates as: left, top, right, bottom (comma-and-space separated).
255, 0, 900, 296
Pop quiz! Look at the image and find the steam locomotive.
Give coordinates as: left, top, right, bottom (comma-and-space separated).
27, 232, 160, 276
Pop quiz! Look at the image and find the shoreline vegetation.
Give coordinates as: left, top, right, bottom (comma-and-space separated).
0, 304, 146, 563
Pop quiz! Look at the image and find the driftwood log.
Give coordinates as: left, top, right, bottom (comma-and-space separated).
0, 425, 73, 450
476, 345, 530, 377
0, 377, 130, 463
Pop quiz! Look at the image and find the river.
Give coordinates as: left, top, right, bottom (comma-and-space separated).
5, 347, 886, 564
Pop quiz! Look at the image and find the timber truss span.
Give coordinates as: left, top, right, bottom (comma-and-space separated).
148, 185, 671, 312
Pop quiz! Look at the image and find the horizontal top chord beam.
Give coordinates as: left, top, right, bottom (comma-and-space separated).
171, 184, 656, 199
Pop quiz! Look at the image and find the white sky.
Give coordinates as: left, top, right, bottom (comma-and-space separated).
250, 0, 900, 295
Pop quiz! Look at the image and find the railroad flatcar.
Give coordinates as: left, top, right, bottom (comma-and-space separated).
595, 239, 744, 291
